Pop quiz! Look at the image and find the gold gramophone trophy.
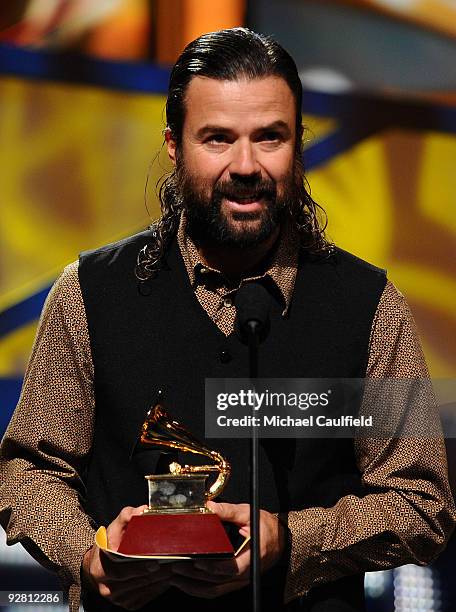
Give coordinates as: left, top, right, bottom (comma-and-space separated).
117, 396, 234, 557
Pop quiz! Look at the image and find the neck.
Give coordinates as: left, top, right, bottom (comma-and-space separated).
197, 227, 281, 283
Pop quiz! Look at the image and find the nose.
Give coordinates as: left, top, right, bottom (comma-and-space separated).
229, 138, 261, 178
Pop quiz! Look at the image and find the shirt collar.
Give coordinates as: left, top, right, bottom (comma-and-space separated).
177, 211, 299, 315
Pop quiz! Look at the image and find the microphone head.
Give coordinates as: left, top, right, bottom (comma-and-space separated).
235, 282, 270, 341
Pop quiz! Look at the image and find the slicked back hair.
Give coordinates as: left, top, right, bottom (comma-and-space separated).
166, 27, 304, 152
136, 28, 331, 282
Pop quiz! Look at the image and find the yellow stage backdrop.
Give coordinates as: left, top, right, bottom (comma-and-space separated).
0, 48, 455, 430
307, 124, 456, 377
0, 76, 165, 378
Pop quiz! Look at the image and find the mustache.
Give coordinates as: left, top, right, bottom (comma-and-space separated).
213, 177, 277, 201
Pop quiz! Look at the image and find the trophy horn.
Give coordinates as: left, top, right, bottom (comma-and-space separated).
140, 400, 231, 500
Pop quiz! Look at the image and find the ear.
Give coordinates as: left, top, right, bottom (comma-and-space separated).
165, 128, 177, 166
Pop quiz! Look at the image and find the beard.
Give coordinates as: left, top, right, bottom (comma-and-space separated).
174, 161, 300, 248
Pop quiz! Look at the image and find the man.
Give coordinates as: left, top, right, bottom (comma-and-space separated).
0, 27, 454, 612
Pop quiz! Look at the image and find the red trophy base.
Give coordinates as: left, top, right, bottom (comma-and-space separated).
118, 513, 234, 557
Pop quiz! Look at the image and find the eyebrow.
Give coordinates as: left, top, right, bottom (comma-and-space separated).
196, 120, 292, 139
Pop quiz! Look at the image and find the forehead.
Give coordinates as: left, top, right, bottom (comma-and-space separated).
183, 76, 296, 132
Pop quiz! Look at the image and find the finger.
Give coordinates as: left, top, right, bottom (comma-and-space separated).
195, 546, 251, 576
108, 578, 171, 609
106, 505, 148, 550
101, 567, 172, 600
171, 574, 249, 599
193, 558, 238, 576
99, 554, 161, 581
171, 563, 235, 583
206, 501, 250, 526
100, 573, 154, 599
105, 563, 173, 586
128, 581, 171, 609
111, 505, 148, 529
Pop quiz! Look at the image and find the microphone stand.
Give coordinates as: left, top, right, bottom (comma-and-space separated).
246, 320, 261, 612
235, 281, 269, 612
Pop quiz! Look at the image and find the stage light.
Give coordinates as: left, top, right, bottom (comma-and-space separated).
365, 569, 391, 598
394, 564, 441, 611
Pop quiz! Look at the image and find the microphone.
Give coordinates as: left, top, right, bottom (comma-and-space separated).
235, 282, 270, 342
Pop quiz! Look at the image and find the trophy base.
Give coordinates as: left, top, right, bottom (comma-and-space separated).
118, 512, 235, 557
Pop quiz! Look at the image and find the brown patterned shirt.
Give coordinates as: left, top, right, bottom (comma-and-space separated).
0, 217, 454, 611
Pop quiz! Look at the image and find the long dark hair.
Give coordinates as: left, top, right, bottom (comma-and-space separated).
136, 27, 331, 281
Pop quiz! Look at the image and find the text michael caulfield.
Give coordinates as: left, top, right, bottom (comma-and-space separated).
216, 415, 374, 427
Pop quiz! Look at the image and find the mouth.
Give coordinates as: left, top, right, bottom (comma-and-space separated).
221, 191, 270, 213
223, 195, 265, 213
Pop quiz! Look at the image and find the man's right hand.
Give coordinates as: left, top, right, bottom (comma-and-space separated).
82, 506, 172, 610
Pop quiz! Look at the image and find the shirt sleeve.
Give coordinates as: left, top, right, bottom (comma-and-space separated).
283, 280, 456, 604
0, 261, 96, 612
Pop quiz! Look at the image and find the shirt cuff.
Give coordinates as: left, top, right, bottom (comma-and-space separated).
283, 507, 328, 603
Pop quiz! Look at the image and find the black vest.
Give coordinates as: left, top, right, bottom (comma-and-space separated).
78, 231, 386, 612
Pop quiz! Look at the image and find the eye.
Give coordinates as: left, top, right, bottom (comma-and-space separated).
207, 134, 228, 144
262, 131, 281, 142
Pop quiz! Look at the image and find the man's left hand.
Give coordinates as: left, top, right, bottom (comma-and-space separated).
170, 501, 286, 599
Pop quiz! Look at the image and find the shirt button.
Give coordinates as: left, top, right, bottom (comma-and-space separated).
219, 350, 232, 364
200, 267, 209, 274
223, 298, 233, 308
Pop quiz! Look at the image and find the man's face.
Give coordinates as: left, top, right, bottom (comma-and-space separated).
167, 76, 298, 247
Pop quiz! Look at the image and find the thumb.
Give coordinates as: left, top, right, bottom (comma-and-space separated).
114, 505, 148, 528
107, 505, 148, 550
207, 501, 250, 526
